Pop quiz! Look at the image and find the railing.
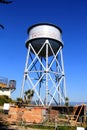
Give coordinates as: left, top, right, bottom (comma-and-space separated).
0, 76, 8, 88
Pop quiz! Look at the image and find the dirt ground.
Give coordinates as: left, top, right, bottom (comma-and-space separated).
0, 112, 41, 130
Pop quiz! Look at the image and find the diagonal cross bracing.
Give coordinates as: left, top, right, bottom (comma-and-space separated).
21, 39, 66, 106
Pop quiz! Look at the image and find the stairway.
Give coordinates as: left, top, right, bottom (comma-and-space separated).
70, 104, 86, 124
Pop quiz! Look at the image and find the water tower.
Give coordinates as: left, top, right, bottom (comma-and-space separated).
21, 23, 66, 106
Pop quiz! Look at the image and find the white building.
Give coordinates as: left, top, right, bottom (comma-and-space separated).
0, 77, 16, 98
0, 88, 11, 97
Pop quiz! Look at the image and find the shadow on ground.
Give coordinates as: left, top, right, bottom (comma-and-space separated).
0, 122, 15, 130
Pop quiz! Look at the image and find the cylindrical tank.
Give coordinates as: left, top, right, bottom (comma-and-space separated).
9, 80, 16, 89
26, 23, 63, 57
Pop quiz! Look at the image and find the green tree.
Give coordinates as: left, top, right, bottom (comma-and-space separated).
16, 97, 23, 103
65, 97, 69, 106
16, 97, 23, 107
0, 0, 12, 4
24, 89, 34, 104
0, 0, 13, 29
0, 95, 12, 105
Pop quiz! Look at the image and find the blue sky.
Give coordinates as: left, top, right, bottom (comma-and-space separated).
0, 0, 87, 102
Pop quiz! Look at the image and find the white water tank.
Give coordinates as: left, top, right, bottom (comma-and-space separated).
26, 23, 63, 56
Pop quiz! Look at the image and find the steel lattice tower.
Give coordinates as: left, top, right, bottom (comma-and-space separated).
21, 23, 66, 106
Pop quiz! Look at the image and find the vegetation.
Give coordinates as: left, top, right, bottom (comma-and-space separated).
26, 125, 76, 130
0, 95, 13, 105
16, 89, 34, 107
0, 0, 13, 4
65, 97, 69, 106
57, 126, 76, 130
0, 0, 13, 29
16, 97, 23, 103
24, 89, 34, 104
16, 97, 23, 107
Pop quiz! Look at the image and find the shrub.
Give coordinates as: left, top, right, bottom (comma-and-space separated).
0, 95, 12, 106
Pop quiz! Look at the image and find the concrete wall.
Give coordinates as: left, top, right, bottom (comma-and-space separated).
8, 106, 46, 124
